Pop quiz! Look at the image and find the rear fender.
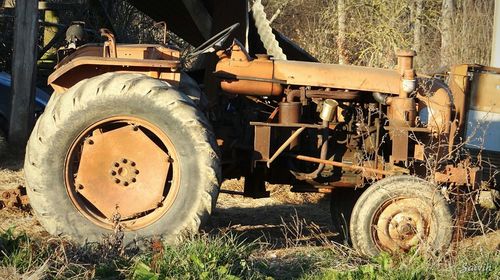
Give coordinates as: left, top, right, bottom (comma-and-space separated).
49, 44, 181, 93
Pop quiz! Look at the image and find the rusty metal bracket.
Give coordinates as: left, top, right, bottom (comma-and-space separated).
100, 28, 117, 58
434, 164, 481, 186
153, 21, 168, 45
254, 125, 271, 163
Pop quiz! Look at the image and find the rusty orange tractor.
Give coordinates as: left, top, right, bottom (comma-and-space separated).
23, 1, 499, 256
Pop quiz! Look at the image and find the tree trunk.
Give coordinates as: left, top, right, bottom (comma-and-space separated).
413, 0, 423, 55
440, 0, 455, 68
492, 0, 500, 67
337, 0, 348, 64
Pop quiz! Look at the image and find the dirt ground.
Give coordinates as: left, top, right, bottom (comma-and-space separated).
1, 150, 499, 252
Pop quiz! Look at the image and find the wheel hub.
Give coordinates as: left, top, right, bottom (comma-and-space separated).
110, 158, 139, 187
72, 122, 172, 220
374, 198, 430, 252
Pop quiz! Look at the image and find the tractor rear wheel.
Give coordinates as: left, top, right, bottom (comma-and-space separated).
24, 73, 220, 244
350, 175, 453, 256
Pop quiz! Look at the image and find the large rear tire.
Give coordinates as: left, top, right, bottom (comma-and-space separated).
350, 175, 453, 256
24, 73, 220, 244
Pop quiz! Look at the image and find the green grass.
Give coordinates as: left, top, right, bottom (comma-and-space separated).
0, 227, 499, 280
0, 228, 262, 279
300, 249, 500, 280
130, 233, 258, 280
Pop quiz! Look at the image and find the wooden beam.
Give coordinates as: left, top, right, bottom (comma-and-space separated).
8, 0, 39, 148
41, 8, 59, 59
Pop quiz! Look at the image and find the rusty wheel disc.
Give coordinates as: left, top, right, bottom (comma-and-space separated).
65, 116, 180, 230
371, 197, 436, 252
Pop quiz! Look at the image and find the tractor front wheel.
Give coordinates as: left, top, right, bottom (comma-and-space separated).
350, 175, 453, 256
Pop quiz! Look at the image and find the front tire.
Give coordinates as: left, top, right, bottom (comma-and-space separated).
25, 73, 220, 244
350, 175, 453, 256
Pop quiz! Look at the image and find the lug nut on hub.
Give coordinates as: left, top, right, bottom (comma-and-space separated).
110, 158, 139, 186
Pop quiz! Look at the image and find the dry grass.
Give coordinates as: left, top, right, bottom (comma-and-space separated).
0, 168, 23, 191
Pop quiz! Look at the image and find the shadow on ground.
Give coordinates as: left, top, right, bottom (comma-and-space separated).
207, 180, 337, 249
0, 139, 24, 171
210, 200, 336, 248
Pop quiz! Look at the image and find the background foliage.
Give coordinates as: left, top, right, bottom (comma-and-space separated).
0, 0, 495, 74
264, 0, 493, 73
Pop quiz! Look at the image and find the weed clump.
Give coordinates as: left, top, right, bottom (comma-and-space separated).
0, 228, 261, 279
131, 233, 256, 280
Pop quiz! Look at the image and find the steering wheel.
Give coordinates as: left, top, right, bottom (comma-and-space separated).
186, 23, 240, 60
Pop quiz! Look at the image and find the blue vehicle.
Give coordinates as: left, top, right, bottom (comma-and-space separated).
0, 72, 50, 134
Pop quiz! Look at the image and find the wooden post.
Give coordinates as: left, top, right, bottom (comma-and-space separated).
41, 8, 59, 59
8, 0, 39, 148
